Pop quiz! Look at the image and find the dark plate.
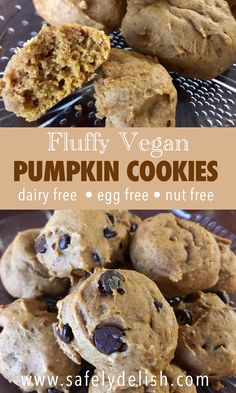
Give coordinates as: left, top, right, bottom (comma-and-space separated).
0, 0, 236, 127
0, 210, 236, 392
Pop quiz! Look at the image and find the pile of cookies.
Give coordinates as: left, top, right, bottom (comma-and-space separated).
0, 0, 236, 125
0, 211, 236, 393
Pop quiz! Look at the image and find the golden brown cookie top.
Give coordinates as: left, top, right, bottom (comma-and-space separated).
95, 48, 177, 127
121, 0, 236, 79
0, 228, 69, 299
175, 292, 236, 379
33, 0, 127, 32
36, 210, 141, 279
130, 213, 221, 296
56, 269, 178, 385
211, 235, 236, 293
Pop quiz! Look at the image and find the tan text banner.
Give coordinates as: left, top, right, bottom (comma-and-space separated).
0, 128, 235, 209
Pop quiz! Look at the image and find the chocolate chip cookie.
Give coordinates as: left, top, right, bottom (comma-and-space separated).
94, 48, 177, 127
0, 228, 69, 299
175, 292, 236, 379
89, 369, 170, 392
0, 299, 79, 393
210, 235, 236, 294
0, 24, 110, 121
33, 0, 127, 33
121, 0, 236, 80
55, 269, 178, 385
130, 213, 221, 296
36, 210, 141, 279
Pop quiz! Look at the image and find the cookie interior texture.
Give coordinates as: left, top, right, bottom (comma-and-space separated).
94, 48, 177, 127
33, 0, 127, 32
121, 0, 236, 79
0, 23, 110, 121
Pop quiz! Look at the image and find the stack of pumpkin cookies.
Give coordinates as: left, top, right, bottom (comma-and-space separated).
0, 210, 236, 393
0, 0, 236, 126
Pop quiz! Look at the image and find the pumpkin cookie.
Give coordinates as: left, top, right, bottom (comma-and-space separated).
210, 235, 236, 294
0, 228, 69, 299
55, 269, 178, 384
36, 210, 141, 280
0, 299, 79, 393
94, 48, 177, 127
121, 0, 236, 79
175, 292, 236, 379
0, 24, 110, 121
33, 0, 127, 32
130, 213, 220, 296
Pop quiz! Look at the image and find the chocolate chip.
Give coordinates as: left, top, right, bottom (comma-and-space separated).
58, 234, 71, 250
154, 301, 163, 311
120, 342, 128, 352
119, 242, 123, 250
103, 228, 117, 239
93, 325, 126, 354
83, 271, 91, 279
166, 296, 181, 306
130, 223, 138, 233
184, 293, 199, 303
106, 213, 115, 224
175, 309, 193, 326
99, 270, 125, 295
0, 327, 3, 333
47, 388, 60, 393
35, 234, 47, 254
56, 323, 74, 344
45, 300, 58, 314
92, 252, 101, 263
216, 291, 230, 305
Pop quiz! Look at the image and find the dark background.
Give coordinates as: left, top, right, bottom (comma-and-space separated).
1, 210, 236, 231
